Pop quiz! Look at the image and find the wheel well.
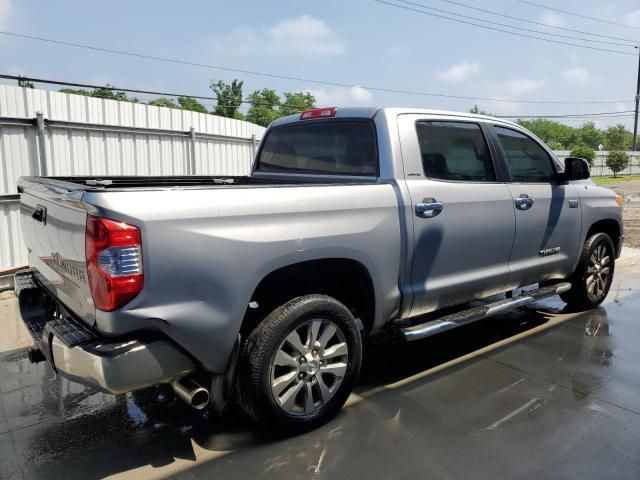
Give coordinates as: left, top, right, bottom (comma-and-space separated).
241, 259, 375, 336
586, 219, 621, 252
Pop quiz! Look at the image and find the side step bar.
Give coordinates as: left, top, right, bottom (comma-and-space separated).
401, 282, 571, 341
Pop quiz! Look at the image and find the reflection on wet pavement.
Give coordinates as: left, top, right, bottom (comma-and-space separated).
1, 274, 640, 479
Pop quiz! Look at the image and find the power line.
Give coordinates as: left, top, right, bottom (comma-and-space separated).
0, 32, 636, 105
503, 111, 635, 119
431, 0, 639, 43
513, 0, 640, 31
393, 0, 637, 47
1, 74, 636, 121
372, 0, 636, 55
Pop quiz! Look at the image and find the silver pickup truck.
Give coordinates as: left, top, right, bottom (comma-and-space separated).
15, 107, 623, 432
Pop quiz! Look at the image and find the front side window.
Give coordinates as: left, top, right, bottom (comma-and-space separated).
415, 121, 496, 182
495, 126, 555, 182
256, 120, 377, 176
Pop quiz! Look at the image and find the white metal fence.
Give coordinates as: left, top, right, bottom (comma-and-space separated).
553, 151, 640, 176
0, 85, 265, 269
2, 85, 640, 270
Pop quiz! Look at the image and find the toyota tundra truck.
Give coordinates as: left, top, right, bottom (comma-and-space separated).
14, 107, 623, 432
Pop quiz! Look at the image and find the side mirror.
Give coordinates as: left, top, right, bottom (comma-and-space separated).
561, 157, 590, 181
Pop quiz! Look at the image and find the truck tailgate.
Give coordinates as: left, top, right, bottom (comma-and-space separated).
19, 183, 95, 325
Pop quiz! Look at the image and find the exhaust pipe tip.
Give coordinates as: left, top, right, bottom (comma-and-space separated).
171, 379, 210, 410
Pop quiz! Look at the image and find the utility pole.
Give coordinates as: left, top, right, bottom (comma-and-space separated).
634, 46, 640, 151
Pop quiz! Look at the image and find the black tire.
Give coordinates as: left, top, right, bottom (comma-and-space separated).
239, 294, 362, 434
560, 232, 615, 310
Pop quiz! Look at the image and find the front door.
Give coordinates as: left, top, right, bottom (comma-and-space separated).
490, 125, 582, 288
397, 115, 516, 316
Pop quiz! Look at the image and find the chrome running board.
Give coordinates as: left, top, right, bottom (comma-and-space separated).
401, 282, 571, 342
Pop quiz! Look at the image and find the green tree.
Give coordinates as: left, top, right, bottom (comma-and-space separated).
280, 91, 315, 116
177, 96, 208, 114
605, 124, 630, 150
570, 145, 596, 166
606, 150, 630, 178
91, 87, 138, 102
577, 122, 604, 149
18, 77, 35, 88
246, 89, 281, 126
59, 88, 93, 96
516, 118, 577, 149
59, 86, 138, 103
211, 79, 244, 119
148, 97, 178, 108
469, 104, 491, 115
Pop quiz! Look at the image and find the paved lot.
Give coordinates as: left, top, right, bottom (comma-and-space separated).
1, 250, 639, 480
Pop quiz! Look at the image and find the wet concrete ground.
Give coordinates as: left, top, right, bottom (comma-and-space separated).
1, 251, 640, 479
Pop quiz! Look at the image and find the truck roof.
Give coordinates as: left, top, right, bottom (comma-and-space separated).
270, 107, 521, 129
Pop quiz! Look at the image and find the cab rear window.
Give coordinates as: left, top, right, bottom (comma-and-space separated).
255, 120, 378, 176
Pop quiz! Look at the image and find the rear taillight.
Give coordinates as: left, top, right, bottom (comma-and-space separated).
300, 107, 337, 120
86, 215, 143, 311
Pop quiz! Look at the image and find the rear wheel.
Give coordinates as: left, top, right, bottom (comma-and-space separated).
240, 294, 362, 434
560, 232, 615, 310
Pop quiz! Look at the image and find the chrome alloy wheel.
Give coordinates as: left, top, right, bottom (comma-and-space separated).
269, 319, 349, 416
586, 243, 612, 301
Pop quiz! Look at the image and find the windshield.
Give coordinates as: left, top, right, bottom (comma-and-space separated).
255, 120, 378, 176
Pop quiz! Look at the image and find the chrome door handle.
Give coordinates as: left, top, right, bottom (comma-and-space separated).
416, 200, 444, 217
515, 194, 534, 210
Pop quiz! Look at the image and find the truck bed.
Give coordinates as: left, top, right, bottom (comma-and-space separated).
18, 175, 288, 191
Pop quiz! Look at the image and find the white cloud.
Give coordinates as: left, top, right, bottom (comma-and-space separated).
477, 77, 546, 115
435, 61, 480, 83
540, 12, 565, 27
562, 67, 589, 83
213, 15, 344, 57
0, 0, 12, 28
501, 77, 546, 96
308, 86, 373, 107
626, 9, 640, 27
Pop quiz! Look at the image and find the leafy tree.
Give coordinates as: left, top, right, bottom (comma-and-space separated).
59, 86, 138, 103
280, 91, 316, 116
18, 78, 34, 88
91, 87, 138, 102
246, 89, 281, 126
211, 79, 244, 119
516, 118, 577, 149
606, 151, 629, 178
177, 96, 208, 114
59, 88, 93, 96
577, 122, 604, 150
469, 104, 491, 115
605, 124, 631, 150
148, 97, 178, 108
569, 145, 596, 166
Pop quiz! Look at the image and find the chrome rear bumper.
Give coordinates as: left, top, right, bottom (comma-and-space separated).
15, 269, 195, 395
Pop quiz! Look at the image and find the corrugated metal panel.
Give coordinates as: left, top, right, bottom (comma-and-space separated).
0, 85, 266, 269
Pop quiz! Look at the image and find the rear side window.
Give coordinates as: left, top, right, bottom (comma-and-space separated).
415, 121, 496, 182
256, 120, 378, 176
495, 126, 555, 182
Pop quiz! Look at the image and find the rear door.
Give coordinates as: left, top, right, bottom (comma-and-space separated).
397, 115, 516, 316
489, 125, 581, 288
19, 182, 95, 325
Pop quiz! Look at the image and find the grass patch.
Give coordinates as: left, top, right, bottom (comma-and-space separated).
592, 175, 640, 186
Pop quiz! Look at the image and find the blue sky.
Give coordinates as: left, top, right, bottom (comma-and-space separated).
1, 0, 640, 128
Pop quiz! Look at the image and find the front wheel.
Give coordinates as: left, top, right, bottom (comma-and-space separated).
240, 294, 362, 434
560, 232, 615, 310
